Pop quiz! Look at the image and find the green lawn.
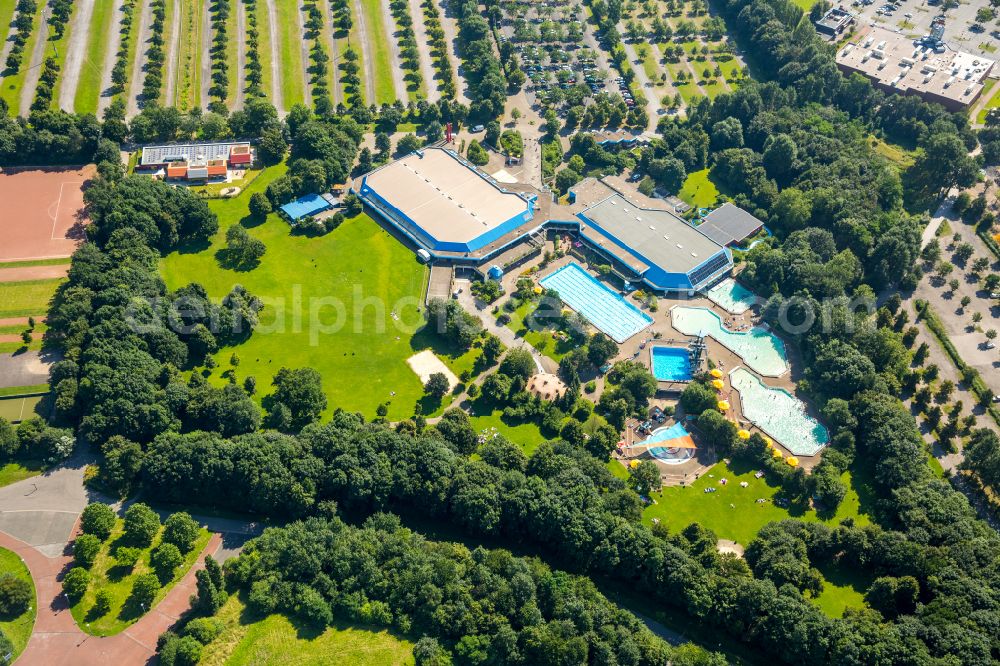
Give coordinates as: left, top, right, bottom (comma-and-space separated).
73, 0, 117, 113
0, 257, 71, 269
662, 60, 701, 105
160, 165, 431, 421
678, 168, 721, 208
976, 78, 1000, 124
0, 460, 44, 487
171, 0, 206, 109
256, 0, 274, 103
0, 0, 45, 114
119, 0, 143, 103
0, 547, 35, 661
200, 594, 415, 665
358, 0, 395, 105
274, 0, 306, 107
0, 279, 63, 318
642, 459, 872, 547
69, 518, 211, 635
225, 0, 240, 104
504, 300, 576, 363
342, 3, 367, 105
809, 562, 870, 618
870, 136, 918, 169
0, 391, 48, 422
45, 0, 79, 110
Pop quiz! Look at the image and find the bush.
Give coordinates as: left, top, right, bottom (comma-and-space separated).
92, 589, 112, 616
0, 574, 32, 616
73, 533, 102, 568
123, 503, 160, 547
162, 512, 200, 553
183, 616, 224, 644
80, 503, 116, 541
115, 546, 142, 569
151, 542, 184, 581
62, 567, 90, 600
159, 634, 203, 666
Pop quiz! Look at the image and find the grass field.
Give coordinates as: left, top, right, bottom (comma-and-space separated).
45, 0, 80, 110
678, 168, 721, 208
0, 393, 47, 422
255, 0, 274, 104
976, 78, 1000, 124
505, 300, 576, 363
0, 547, 35, 661
199, 594, 415, 665
0, 279, 63, 319
69, 518, 211, 635
642, 458, 872, 547
358, 0, 394, 104
160, 165, 431, 421
171, 0, 206, 109
870, 136, 918, 169
0, 1, 44, 114
274, 0, 306, 108
810, 562, 870, 618
0, 460, 44, 487
73, 0, 117, 113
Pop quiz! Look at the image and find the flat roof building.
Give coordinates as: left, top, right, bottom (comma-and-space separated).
357, 147, 536, 255
140, 142, 254, 168
575, 195, 732, 293
815, 6, 854, 38
697, 203, 765, 246
836, 26, 995, 110
280, 193, 338, 222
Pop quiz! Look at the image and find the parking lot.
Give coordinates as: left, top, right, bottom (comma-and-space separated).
851, 0, 1000, 59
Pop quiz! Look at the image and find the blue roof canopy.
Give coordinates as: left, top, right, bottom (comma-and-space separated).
280, 193, 333, 221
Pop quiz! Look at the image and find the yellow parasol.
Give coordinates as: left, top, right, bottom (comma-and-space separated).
711, 379, 725, 390
786, 456, 799, 467
717, 400, 730, 411
771, 448, 783, 459
762, 436, 773, 447
533, 285, 543, 294
629, 459, 639, 468
709, 368, 723, 378
737, 429, 751, 440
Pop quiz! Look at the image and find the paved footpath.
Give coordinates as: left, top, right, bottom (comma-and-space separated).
1, 527, 222, 665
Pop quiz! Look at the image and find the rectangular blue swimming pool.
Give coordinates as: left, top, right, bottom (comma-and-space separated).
650, 346, 693, 381
539, 263, 653, 343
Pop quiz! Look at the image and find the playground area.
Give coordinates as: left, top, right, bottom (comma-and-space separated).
0, 166, 93, 262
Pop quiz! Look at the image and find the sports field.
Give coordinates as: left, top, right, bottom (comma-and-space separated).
0, 392, 47, 422
0, 166, 93, 261
160, 165, 430, 421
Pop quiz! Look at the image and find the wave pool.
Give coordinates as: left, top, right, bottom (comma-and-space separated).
670, 306, 788, 376
730, 367, 829, 457
706, 279, 758, 315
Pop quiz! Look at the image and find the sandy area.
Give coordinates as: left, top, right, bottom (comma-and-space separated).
406, 350, 459, 390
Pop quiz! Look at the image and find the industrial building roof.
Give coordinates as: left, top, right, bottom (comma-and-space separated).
360, 148, 532, 245
140, 142, 252, 166
578, 195, 725, 275
836, 26, 994, 108
697, 203, 764, 246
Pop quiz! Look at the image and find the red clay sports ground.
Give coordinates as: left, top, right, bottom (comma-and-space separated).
0, 166, 93, 262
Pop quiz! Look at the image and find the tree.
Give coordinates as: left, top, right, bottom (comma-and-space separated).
587, 333, 618, 367
466, 139, 489, 166
414, 637, 452, 666
257, 128, 287, 164
0, 574, 32, 616
92, 589, 112, 617
130, 573, 160, 609
555, 167, 581, 194
499, 348, 535, 380
80, 503, 116, 541
481, 334, 504, 366
115, 547, 142, 569
224, 224, 266, 268
162, 512, 201, 553
424, 372, 450, 399
123, 503, 161, 547
73, 534, 102, 568
397, 133, 423, 154
62, 567, 90, 600
266, 367, 327, 431
151, 542, 184, 582
629, 460, 661, 497
248, 192, 272, 219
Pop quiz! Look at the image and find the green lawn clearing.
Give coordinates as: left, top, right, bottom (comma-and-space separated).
0, 547, 35, 661
0, 460, 44, 487
73, 0, 117, 113
504, 300, 576, 363
870, 136, 918, 168
467, 405, 551, 456
0, 279, 62, 319
809, 562, 870, 618
69, 518, 211, 635
678, 168, 721, 208
977, 78, 1000, 124
200, 593, 415, 666
274, 0, 306, 107
358, 0, 395, 104
159, 164, 430, 421
642, 458, 872, 547
0, 0, 45, 114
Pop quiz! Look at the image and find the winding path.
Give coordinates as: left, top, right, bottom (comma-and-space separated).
351, 0, 375, 103
19, 5, 49, 115
97, 0, 126, 115
199, 0, 212, 107
233, 0, 245, 108
407, 0, 438, 101
379, 0, 406, 101
126, 0, 153, 116
264, 0, 283, 113
162, 0, 181, 106
57, 0, 96, 111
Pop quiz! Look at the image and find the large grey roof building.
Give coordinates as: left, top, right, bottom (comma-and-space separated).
697, 203, 764, 246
